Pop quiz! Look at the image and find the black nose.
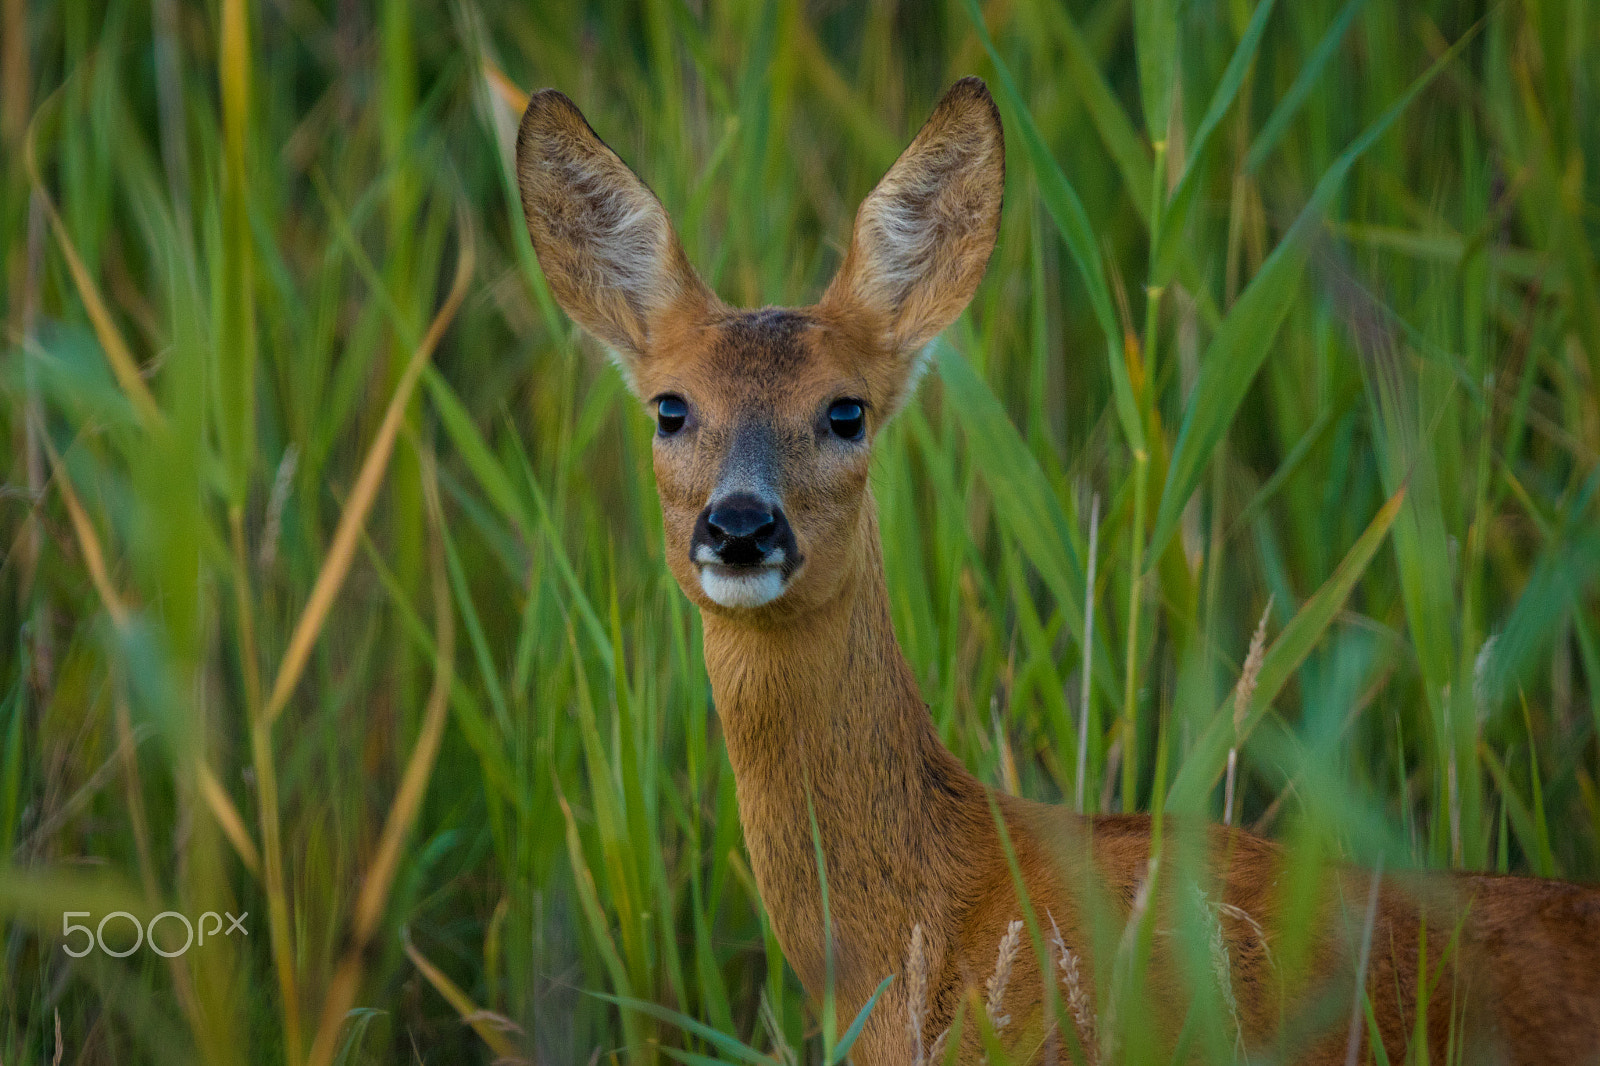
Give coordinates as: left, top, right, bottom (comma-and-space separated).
707, 504, 777, 543
694, 494, 791, 567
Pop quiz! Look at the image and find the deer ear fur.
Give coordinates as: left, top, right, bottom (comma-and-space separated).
515, 90, 711, 382
820, 77, 1004, 387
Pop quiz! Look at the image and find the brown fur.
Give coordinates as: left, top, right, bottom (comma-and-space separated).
515, 78, 1600, 1064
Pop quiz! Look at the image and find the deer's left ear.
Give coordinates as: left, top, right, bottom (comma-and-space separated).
820, 77, 1004, 398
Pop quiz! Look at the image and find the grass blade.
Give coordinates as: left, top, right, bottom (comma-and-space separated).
830, 974, 893, 1065
423, 369, 612, 669
961, 0, 1145, 454
591, 993, 771, 1065
1028, 1, 1153, 221
936, 341, 1119, 708
1245, 0, 1371, 172
1153, 0, 1279, 280
1133, 0, 1178, 138
1149, 24, 1479, 563
1167, 485, 1406, 810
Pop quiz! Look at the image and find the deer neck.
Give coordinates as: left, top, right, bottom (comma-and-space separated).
699, 500, 995, 1002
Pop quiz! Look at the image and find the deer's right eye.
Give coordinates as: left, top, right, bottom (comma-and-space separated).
656, 395, 689, 436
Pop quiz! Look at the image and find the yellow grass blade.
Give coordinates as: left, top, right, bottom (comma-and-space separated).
24, 94, 163, 429
349, 456, 455, 944
263, 214, 474, 726
195, 762, 262, 877
38, 428, 130, 626
483, 58, 529, 114
402, 928, 528, 1062
305, 451, 457, 1066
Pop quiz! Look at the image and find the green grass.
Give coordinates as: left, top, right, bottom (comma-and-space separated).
2, 0, 1598, 1062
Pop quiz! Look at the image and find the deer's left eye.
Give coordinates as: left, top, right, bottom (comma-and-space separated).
827, 400, 866, 441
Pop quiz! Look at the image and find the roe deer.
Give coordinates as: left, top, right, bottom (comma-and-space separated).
515, 78, 1600, 1064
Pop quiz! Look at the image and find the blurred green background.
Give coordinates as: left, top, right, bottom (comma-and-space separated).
2, 0, 1597, 1062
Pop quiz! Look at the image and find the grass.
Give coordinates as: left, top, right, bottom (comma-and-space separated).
2, 0, 1598, 1062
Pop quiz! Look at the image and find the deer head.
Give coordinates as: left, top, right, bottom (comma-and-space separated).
515, 78, 1003, 619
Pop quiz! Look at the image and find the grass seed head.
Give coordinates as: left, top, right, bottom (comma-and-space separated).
1048, 911, 1098, 1066
1234, 596, 1274, 735
984, 919, 1024, 1034
908, 922, 930, 1065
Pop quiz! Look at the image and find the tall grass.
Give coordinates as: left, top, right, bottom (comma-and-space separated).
2, 0, 1597, 1062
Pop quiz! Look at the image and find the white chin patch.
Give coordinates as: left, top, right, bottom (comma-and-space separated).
698, 565, 787, 609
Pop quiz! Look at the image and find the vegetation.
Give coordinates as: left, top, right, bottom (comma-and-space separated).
1, 0, 1597, 1062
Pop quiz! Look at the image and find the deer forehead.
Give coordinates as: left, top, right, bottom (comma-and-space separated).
642, 307, 880, 416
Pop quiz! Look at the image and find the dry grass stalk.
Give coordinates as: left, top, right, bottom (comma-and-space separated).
1225, 597, 1272, 826
305, 452, 460, 1066
24, 99, 164, 429
908, 922, 930, 1065
402, 929, 529, 1064
985, 919, 1024, 1035
1047, 912, 1097, 1066
1217, 901, 1273, 973
263, 217, 473, 726
37, 428, 131, 626
484, 55, 531, 113
195, 762, 262, 875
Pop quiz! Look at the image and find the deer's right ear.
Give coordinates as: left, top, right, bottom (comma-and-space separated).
516, 90, 710, 382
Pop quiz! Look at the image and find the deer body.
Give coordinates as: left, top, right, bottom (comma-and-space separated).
515, 79, 1600, 1064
